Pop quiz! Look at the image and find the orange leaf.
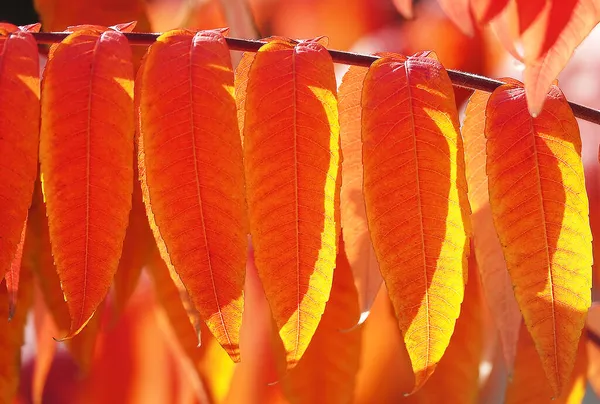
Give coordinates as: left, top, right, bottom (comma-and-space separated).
354, 289, 415, 403
361, 53, 470, 392
66, 301, 105, 372
485, 80, 592, 396
521, 0, 600, 115
489, 0, 525, 62
28, 180, 71, 333
243, 38, 341, 368
0, 28, 40, 281
113, 173, 155, 317
338, 64, 382, 324
234, 50, 255, 144
283, 242, 361, 404
407, 251, 484, 403
138, 29, 247, 361
462, 89, 522, 369
147, 248, 204, 365
0, 252, 34, 403
437, 0, 475, 36
40, 28, 135, 337
235, 36, 305, 143
505, 321, 588, 403
223, 243, 288, 404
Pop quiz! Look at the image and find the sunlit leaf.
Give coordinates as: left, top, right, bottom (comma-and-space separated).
485, 80, 592, 396
522, 1, 600, 115
243, 38, 341, 368
407, 251, 484, 403
361, 52, 470, 391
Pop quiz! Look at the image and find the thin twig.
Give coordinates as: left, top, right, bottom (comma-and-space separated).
31, 31, 600, 126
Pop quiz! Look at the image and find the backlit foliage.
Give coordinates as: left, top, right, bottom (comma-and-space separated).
2, 0, 600, 402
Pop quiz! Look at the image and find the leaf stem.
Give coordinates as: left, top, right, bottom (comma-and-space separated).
32, 31, 600, 125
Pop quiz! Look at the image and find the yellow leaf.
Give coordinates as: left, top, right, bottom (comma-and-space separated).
283, 241, 361, 404
407, 251, 484, 404
243, 38, 341, 368
485, 80, 592, 396
361, 53, 470, 392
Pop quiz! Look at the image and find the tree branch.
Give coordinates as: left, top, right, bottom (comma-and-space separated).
31, 31, 600, 126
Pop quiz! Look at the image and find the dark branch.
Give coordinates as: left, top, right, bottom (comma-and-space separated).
31, 31, 600, 126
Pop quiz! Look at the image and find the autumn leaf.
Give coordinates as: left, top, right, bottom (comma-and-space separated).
147, 249, 204, 366
437, 0, 475, 36
437, 0, 511, 33
505, 322, 588, 403
485, 80, 592, 396
223, 243, 288, 404
138, 29, 247, 361
520, 0, 600, 115
243, 38, 341, 368
338, 64, 383, 324
361, 52, 470, 391
487, 0, 600, 115
234, 50, 255, 143
283, 241, 361, 404
28, 180, 71, 333
0, 26, 40, 282
113, 171, 155, 318
40, 27, 135, 337
462, 88, 522, 368
354, 289, 415, 403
